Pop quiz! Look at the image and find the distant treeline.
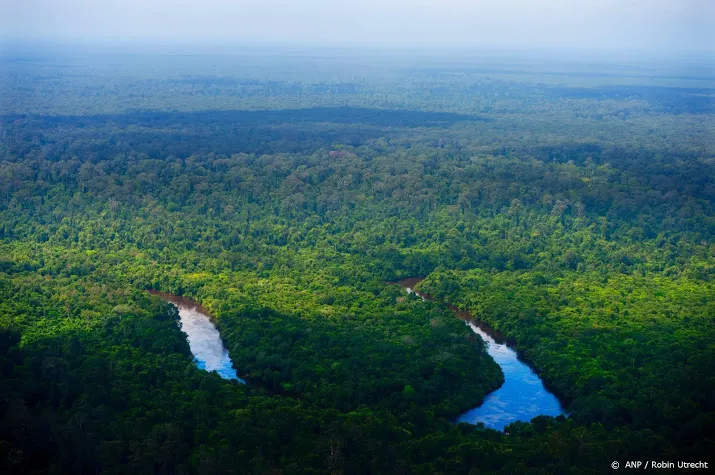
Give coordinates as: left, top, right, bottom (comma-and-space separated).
0, 52, 713, 473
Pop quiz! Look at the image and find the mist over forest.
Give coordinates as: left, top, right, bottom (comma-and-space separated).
1, 8, 714, 472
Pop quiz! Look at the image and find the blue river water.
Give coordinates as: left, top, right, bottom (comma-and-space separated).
397, 278, 566, 431
151, 291, 245, 383
153, 282, 565, 429
456, 320, 565, 430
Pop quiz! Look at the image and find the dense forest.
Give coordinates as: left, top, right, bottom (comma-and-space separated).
1, 46, 714, 474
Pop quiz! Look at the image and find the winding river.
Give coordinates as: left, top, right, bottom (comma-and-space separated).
151, 281, 564, 430
395, 278, 566, 431
150, 291, 245, 383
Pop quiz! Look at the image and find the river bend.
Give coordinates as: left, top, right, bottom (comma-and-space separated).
395, 278, 565, 431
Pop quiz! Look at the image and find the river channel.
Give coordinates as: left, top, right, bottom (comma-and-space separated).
394, 277, 566, 431
151, 283, 564, 429
150, 291, 245, 383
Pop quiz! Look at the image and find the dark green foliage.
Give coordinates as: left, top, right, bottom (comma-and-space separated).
0, 49, 713, 473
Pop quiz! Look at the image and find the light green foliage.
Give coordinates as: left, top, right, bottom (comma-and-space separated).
0, 51, 713, 473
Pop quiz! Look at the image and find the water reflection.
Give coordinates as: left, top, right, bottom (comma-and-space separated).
395, 278, 565, 431
150, 291, 244, 383
458, 321, 564, 430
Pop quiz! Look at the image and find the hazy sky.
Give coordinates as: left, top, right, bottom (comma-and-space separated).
2, 0, 713, 53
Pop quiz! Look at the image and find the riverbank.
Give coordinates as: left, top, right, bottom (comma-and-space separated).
392, 277, 566, 430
